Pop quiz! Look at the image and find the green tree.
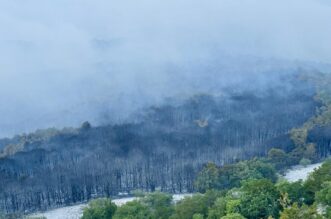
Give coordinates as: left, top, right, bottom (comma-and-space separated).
279, 203, 322, 219
303, 143, 317, 161
276, 180, 307, 206
239, 179, 280, 219
226, 199, 240, 214
315, 181, 331, 218
195, 163, 219, 192
315, 181, 331, 206
218, 164, 243, 189
304, 159, 331, 204
171, 194, 208, 219
192, 213, 204, 219
245, 159, 277, 182
279, 203, 301, 219
113, 200, 152, 219
82, 198, 117, 219
325, 207, 331, 219
203, 190, 225, 208
142, 192, 174, 219
207, 197, 227, 219
217, 159, 277, 190
221, 213, 246, 219
268, 148, 289, 170
299, 158, 311, 167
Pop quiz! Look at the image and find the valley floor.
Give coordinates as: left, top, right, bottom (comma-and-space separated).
29, 194, 192, 219
29, 163, 322, 219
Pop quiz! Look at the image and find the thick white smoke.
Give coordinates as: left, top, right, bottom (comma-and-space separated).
1, 0, 331, 137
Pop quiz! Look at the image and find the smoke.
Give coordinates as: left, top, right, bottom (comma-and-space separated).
0, 0, 331, 137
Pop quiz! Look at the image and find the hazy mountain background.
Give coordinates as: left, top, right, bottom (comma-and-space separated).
1, 0, 331, 137
3, 1, 331, 215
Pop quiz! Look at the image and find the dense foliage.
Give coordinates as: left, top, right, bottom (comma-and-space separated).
81, 159, 331, 219
195, 159, 277, 192
82, 199, 117, 219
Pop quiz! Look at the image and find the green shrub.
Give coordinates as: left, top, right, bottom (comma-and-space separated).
192, 213, 204, 219
142, 192, 174, 219
113, 200, 151, 219
221, 213, 246, 219
239, 179, 280, 219
299, 158, 311, 167
171, 194, 208, 219
82, 198, 117, 219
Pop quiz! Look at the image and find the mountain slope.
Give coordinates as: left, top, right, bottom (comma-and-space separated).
0, 72, 327, 214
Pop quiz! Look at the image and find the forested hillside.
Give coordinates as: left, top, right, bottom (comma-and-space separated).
77, 159, 331, 219
0, 72, 330, 214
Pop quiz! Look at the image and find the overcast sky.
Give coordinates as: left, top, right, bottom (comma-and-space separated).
1, 0, 331, 137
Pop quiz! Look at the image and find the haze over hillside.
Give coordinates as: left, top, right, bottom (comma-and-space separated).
2, 1, 331, 218
1, 0, 331, 137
